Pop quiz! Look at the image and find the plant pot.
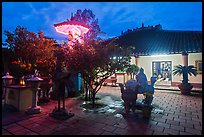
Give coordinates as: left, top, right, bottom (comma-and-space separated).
178, 83, 193, 95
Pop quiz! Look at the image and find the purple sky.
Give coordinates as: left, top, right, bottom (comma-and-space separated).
2, 2, 202, 45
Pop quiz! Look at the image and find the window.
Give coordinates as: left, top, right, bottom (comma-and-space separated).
195, 60, 202, 74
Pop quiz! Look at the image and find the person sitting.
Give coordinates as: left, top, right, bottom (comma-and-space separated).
125, 78, 138, 92
119, 79, 138, 113
136, 68, 148, 94
136, 68, 154, 106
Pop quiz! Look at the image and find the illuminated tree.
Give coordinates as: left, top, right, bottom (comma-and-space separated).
3, 26, 38, 78
62, 9, 131, 107
69, 9, 102, 41
64, 38, 131, 107
3, 26, 59, 78
35, 31, 60, 76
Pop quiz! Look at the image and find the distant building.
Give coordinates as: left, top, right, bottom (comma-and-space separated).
113, 24, 202, 88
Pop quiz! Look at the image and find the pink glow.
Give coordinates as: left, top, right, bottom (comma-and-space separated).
54, 21, 89, 44
55, 24, 89, 36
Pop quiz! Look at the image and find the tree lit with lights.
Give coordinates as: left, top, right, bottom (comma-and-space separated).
55, 9, 131, 107
3, 26, 60, 78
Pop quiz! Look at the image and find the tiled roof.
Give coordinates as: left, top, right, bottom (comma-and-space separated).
116, 29, 202, 56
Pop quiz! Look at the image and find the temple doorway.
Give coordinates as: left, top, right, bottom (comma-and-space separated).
152, 61, 172, 86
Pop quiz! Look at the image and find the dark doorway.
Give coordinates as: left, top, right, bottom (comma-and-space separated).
152, 61, 172, 86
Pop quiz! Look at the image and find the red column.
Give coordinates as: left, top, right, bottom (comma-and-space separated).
135, 55, 139, 65
182, 52, 188, 66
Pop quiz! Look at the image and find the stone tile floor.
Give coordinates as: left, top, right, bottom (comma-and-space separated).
2, 86, 202, 135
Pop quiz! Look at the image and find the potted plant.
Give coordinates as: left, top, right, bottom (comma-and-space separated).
173, 65, 197, 95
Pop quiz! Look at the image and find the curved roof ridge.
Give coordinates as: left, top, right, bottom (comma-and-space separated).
116, 28, 202, 55
163, 29, 202, 32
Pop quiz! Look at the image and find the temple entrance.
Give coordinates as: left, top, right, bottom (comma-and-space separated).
152, 61, 172, 86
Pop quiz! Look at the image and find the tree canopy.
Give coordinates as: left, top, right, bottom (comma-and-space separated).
3, 26, 60, 78
63, 9, 131, 107
69, 9, 103, 42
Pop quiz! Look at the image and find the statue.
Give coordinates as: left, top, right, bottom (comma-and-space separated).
136, 68, 154, 105
125, 78, 138, 92
136, 68, 148, 93
119, 68, 155, 117
119, 82, 137, 113
49, 50, 74, 120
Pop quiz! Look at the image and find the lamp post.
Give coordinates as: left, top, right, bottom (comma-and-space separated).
2, 72, 14, 108
25, 75, 43, 114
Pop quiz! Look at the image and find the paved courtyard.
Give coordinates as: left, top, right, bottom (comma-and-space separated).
2, 86, 202, 135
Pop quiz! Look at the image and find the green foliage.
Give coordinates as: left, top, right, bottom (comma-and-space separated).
64, 9, 131, 107
34, 31, 60, 76
3, 26, 60, 78
4, 26, 38, 64
64, 38, 131, 93
69, 9, 104, 41
173, 65, 197, 84
126, 64, 140, 79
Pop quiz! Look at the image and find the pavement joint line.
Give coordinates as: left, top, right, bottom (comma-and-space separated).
2, 87, 202, 135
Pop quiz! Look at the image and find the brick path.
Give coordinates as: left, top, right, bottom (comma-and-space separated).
2, 86, 202, 135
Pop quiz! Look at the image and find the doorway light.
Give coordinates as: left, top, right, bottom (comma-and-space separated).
150, 54, 169, 58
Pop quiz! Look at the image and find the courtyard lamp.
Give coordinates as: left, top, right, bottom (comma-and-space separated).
2, 72, 14, 108
2, 72, 14, 85
25, 75, 43, 114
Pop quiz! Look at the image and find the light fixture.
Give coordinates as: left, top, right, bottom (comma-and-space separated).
25, 75, 43, 114
19, 76, 25, 86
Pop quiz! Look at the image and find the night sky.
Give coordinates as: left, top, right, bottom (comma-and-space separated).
2, 2, 202, 45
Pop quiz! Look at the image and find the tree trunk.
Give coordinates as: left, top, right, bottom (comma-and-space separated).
84, 82, 88, 101
58, 91, 61, 110
183, 72, 188, 84
88, 89, 92, 101
92, 92, 96, 108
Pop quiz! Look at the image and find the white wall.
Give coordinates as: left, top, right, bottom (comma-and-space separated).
134, 52, 202, 84
130, 56, 135, 65
188, 53, 202, 84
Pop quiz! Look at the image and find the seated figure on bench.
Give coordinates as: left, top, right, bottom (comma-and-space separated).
136, 68, 154, 106
119, 68, 155, 113
136, 68, 148, 93
119, 79, 138, 113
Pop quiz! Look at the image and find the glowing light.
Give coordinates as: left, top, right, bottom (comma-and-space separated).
111, 56, 123, 60
20, 79, 25, 86
150, 54, 169, 57
54, 21, 89, 44
55, 24, 89, 36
